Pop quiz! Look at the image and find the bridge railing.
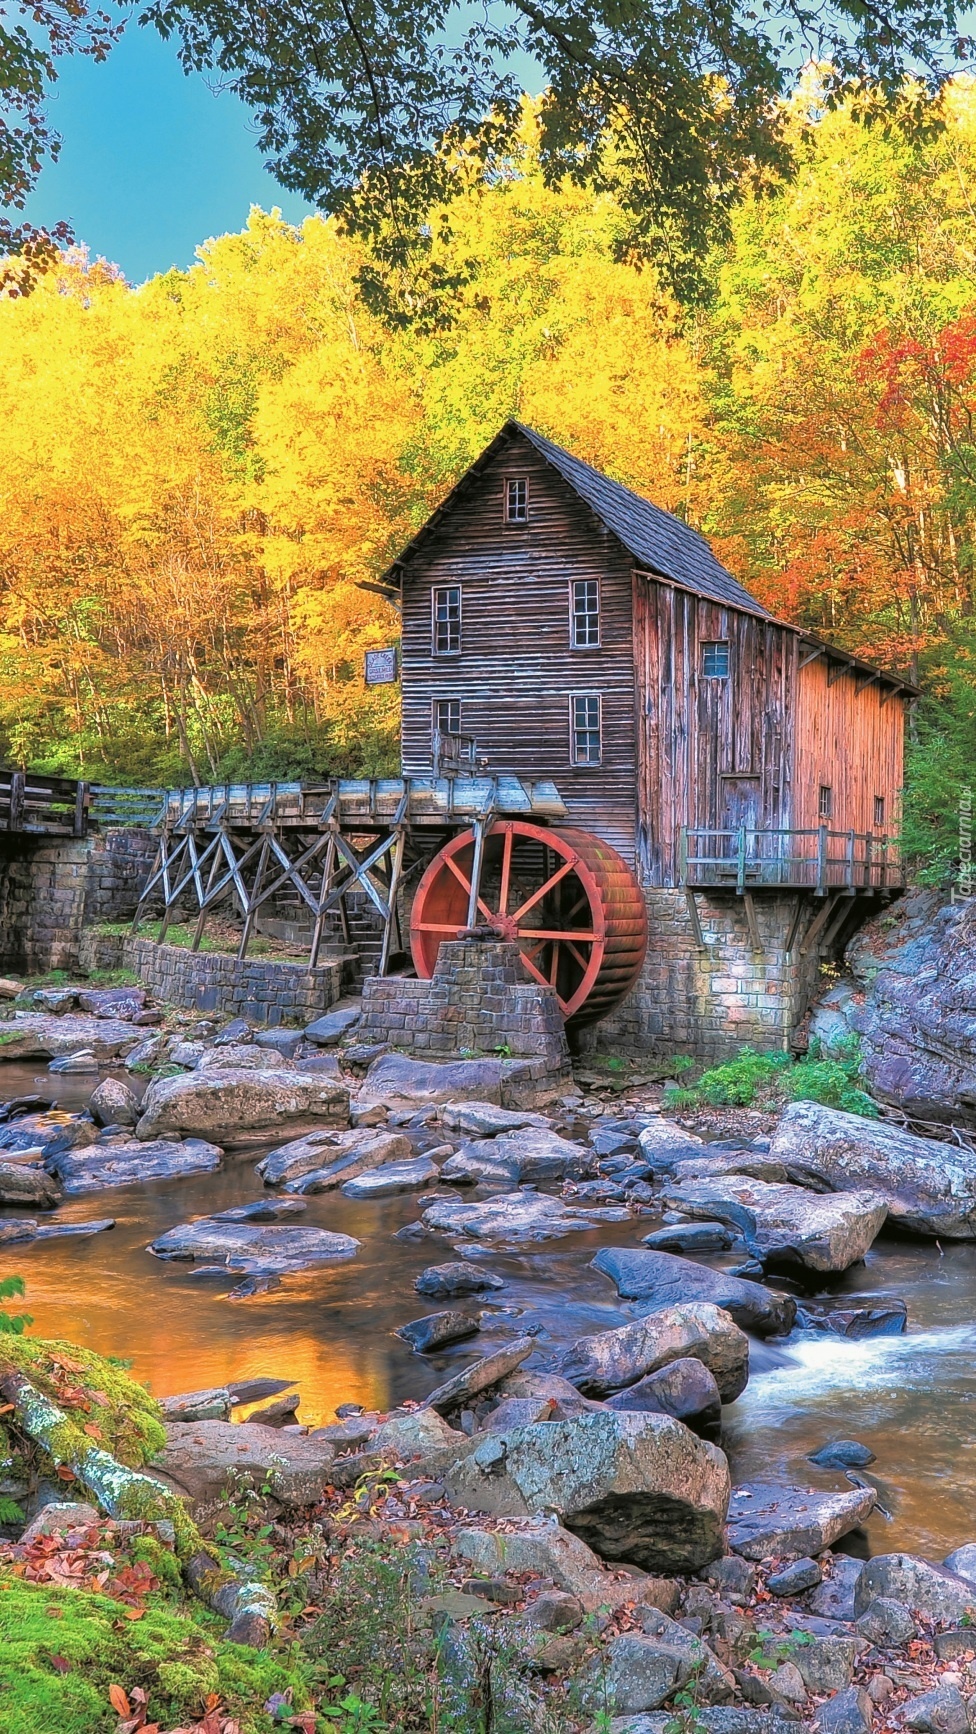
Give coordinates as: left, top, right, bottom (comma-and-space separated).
0, 770, 89, 836
89, 786, 168, 829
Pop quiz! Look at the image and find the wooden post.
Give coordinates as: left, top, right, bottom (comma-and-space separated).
238, 835, 270, 962
379, 827, 407, 975
799, 891, 840, 956
684, 888, 705, 949
785, 896, 806, 954
678, 826, 689, 886
8, 771, 24, 831
864, 832, 873, 890
743, 890, 763, 953
846, 830, 855, 889
465, 818, 488, 929
73, 781, 88, 837
816, 825, 828, 896
736, 828, 747, 895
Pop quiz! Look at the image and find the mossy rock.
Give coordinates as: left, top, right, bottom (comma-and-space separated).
0, 1337, 165, 1467
0, 1574, 311, 1733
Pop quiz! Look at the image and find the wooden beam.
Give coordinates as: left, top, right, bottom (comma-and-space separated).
855, 670, 879, 694
799, 644, 823, 668
826, 659, 846, 686
799, 892, 841, 956
879, 683, 904, 708
785, 896, 806, 954
684, 888, 705, 949
821, 892, 858, 953
743, 891, 763, 953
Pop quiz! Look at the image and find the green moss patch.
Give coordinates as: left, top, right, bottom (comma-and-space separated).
0, 1575, 310, 1734
0, 1337, 165, 1467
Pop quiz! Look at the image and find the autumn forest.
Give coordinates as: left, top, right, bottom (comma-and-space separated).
4, 90, 976, 873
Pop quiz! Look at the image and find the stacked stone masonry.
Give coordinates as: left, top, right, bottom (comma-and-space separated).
359, 938, 573, 1090
588, 888, 830, 1062
122, 937, 342, 1026
0, 829, 157, 975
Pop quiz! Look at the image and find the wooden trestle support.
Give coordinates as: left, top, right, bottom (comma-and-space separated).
130, 777, 569, 975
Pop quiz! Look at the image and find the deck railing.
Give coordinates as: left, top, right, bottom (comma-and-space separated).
0, 770, 89, 836
680, 825, 903, 893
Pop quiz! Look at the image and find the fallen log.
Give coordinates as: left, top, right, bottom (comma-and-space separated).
0, 1364, 275, 1645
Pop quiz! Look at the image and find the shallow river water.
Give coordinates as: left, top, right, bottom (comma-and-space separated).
6, 1061, 976, 1562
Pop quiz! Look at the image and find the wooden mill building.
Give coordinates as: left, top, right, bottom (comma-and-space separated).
383, 421, 913, 1057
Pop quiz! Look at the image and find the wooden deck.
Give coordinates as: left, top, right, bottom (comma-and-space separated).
680, 825, 905, 893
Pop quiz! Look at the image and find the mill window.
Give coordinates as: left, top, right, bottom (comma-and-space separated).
570, 693, 602, 765
819, 785, 833, 820
434, 699, 462, 739
701, 640, 730, 679
571, 579, 600, 648
874, 794, 886, 828
432, 585, 461, 654
505, 477, 528, 524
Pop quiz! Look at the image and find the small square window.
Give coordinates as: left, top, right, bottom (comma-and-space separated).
434, 699, 461, 738
505, 477, 528, 524
571, 579, 600, 649
819, 785, 833, 820
874, 795, 885, 827
571, 693, 602, 765
432, 585, 461, 654
702, 641, 730, 679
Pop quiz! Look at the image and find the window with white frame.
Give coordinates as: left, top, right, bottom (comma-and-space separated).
701, 640, 730, 678
571, 578, 600, 648
434, 698, 462, 738
505, 477, 528, 524
432, 585, 461, 654
570, 693, 602, 765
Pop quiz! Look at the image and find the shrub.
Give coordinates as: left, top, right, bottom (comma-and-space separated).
663, 1037, 878, 1117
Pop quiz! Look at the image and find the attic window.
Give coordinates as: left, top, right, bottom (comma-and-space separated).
701, 640, 730, 679
505, 477, 528, 524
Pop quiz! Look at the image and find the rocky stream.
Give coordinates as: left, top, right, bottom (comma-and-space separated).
4, 933, 976, 1734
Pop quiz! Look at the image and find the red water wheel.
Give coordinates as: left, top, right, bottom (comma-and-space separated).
409, 821, 647, 1026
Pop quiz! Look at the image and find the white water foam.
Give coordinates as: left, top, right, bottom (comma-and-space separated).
737, 1323, 976, 1409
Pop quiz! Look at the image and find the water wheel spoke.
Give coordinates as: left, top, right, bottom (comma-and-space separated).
413, 921, 467, 934
549, 941, 561, 987
510, 857, 576, 923
498, 827, 513, 916
444, 852, 493, 923
520, 937, 547, 961
563, 891, 590, 924
517, 944, 562, 998
564, 938, 592, 972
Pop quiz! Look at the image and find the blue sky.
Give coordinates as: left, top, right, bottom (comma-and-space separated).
22, 25, 315, 284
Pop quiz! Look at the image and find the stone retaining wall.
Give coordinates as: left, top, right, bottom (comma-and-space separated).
122, 936, 342, 1026
0, 829, 157, 975
584, 888, 833, 1063
359, 939, 572, 1092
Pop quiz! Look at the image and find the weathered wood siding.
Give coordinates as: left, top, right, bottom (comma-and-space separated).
791, 653, 905, 836
634, 577, 795, 886
399, 437, 638, 861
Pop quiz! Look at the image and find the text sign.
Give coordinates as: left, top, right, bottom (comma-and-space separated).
364, 648, 398, 686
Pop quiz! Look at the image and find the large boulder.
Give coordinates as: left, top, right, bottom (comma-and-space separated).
152, 1419, 336, 1507
662, 1175, 888, 1273
769, 1100, 976, 1238
728, 1483, 876, 1560
556, 1303, 750, 1402
0, 1110, 97, 1154
591, 1246, 795, 1336
76, 986, 147, 1019
440, 1127, 592, 1184
414, 1262, 505, 1297
817, 888, 976, 1124
422, 1192, 629, 1242
135, 1068, 349, 1149
47, 1137, 222, 1194
0, 1012, 142, 1062
605, 1358, 722, 1433
440, 1101, 552, 1137
357, 1051, 559, 1111
148, 1216, 360, 1273
88, 1076, 140, 1129
443, 1409, 731, 1572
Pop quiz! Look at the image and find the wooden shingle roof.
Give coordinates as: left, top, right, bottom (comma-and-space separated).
386, 419, 770, 620
512, 423, 770, 619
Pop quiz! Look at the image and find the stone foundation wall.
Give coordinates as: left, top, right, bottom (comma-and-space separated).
359, 939, 572, 1091
0, 829, 157, 975
122, 936, 343, 1027
586, 888, 830, 1063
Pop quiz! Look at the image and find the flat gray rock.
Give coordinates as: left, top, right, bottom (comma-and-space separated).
440, 1100, 552, 1137
728, 1483, 876, 1560
46, 1137, 222, 1194
636, 1119, 708, 1169
592, 1246, 795, 1336
148, 1217, 361, 1273
415, 1262, 505, 1297
769, 1100, 976, 1239
396, 1310, 481, 1352
304, 1005, 362, 1046
258, 1127, 411, 1187
423, 1192, 630, 1242
640, 1222, 735, 1254
0, 1214, 114, 1242
420, 1337, 534, 1412
153, 1419, 336, 1507
0, 1012, 142, 1061
0, 1163, 62, 1206
341, 1156, 439, 1198
358, 1051, 550, 1111
441, 1127, 591, 1184
662, 1175, 888, 1273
